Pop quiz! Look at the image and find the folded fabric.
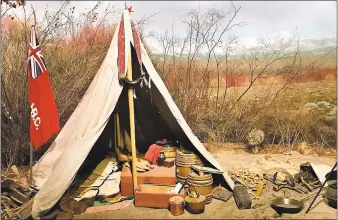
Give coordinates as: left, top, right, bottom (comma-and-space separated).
144, 144, 164, 164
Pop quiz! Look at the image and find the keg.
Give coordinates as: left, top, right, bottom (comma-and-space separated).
162, 146, 177, 159
187, 171, 213, 204
176, 149, 203, 184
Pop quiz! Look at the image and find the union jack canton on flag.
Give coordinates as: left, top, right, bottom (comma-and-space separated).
28, 27, 47, 79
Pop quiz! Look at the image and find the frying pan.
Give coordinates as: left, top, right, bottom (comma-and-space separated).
271, 198, 304, 215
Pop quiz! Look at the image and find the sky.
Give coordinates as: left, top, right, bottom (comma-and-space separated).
3, 1, 336, 53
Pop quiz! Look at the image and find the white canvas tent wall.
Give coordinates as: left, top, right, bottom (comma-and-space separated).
31, 9, 234, 219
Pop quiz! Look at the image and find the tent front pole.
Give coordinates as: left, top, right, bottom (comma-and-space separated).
127, 48, 138, 193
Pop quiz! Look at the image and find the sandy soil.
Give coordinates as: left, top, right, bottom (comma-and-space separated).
74, 147, 337, 219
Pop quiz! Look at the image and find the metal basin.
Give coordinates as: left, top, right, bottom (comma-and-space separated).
271, 198, 304, 215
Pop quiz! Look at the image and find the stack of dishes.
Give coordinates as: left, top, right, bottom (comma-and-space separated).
176, 149, 203, 183
187, 171, 213, 204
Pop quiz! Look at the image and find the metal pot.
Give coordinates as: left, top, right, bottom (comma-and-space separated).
325, 170, 337, 182
326, 181, 337, 209
169, 196, 185, 216
271, 198, 304, 215
185, 190, 205, 214
325, 170, 337, 209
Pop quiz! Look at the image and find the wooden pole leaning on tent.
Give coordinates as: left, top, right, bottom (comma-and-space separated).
127, 48, 138, 192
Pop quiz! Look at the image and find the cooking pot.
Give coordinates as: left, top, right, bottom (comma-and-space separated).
325, 170, 337, 209
325, 169, 337, 182
326, 176, 337, 208
169, 196, 185, 216
271, 198, 304, 215
185, 190, 205, 214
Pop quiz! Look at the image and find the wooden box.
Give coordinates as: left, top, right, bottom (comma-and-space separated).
120, 165, 176, 196
134, 184, 186, 208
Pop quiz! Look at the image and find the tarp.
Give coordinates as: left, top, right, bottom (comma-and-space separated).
31, 9, 234, 219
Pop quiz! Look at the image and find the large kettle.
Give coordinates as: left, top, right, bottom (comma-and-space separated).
184, 189, 206, 214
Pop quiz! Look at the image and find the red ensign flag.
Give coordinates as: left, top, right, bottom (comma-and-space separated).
27, 26, 60, 149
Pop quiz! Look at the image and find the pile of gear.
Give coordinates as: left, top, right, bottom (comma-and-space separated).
1, 173, 37, 219
263, 162, 322, 195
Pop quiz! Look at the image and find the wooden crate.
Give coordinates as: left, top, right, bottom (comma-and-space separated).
134, 184, 186, 209
120, 165, 176, 196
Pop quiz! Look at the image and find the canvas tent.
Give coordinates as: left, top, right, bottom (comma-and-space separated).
31, 9, 234, 219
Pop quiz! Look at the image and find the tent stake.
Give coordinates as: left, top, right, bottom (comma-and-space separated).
127, 48, 138, 193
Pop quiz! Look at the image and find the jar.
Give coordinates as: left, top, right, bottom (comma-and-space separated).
157, 151, 166, 166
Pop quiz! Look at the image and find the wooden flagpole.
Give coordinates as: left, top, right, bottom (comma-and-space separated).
127, 46, 138, 192
29, 5, 37, 187
29, 143, 33, 186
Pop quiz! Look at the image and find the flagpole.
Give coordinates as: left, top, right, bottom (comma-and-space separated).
29, 5, 36, 187
127, 44, 138, 193
29, 143, 33, 186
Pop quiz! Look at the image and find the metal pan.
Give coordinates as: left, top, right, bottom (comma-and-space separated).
271, 198, 304, 215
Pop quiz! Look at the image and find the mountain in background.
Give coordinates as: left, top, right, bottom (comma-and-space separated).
149, 32, 336, 59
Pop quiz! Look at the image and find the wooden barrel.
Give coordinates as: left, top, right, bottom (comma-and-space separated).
175, 150, 203, 184
163, 146, 177, 158
187, 172, 213, 204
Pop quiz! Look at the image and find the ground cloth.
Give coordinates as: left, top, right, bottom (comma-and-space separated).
71, 157, 121, 201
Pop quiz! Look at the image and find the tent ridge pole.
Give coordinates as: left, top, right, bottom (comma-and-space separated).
127, 45, 138, 193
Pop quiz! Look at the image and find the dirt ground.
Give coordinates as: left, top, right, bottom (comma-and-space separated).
74, 146, 337, 219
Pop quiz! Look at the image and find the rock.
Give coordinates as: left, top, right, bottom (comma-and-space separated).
298, 142, 311, 155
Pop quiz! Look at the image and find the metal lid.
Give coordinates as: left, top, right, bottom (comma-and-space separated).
185, 190, 206, 203
169, 196, 184, 204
